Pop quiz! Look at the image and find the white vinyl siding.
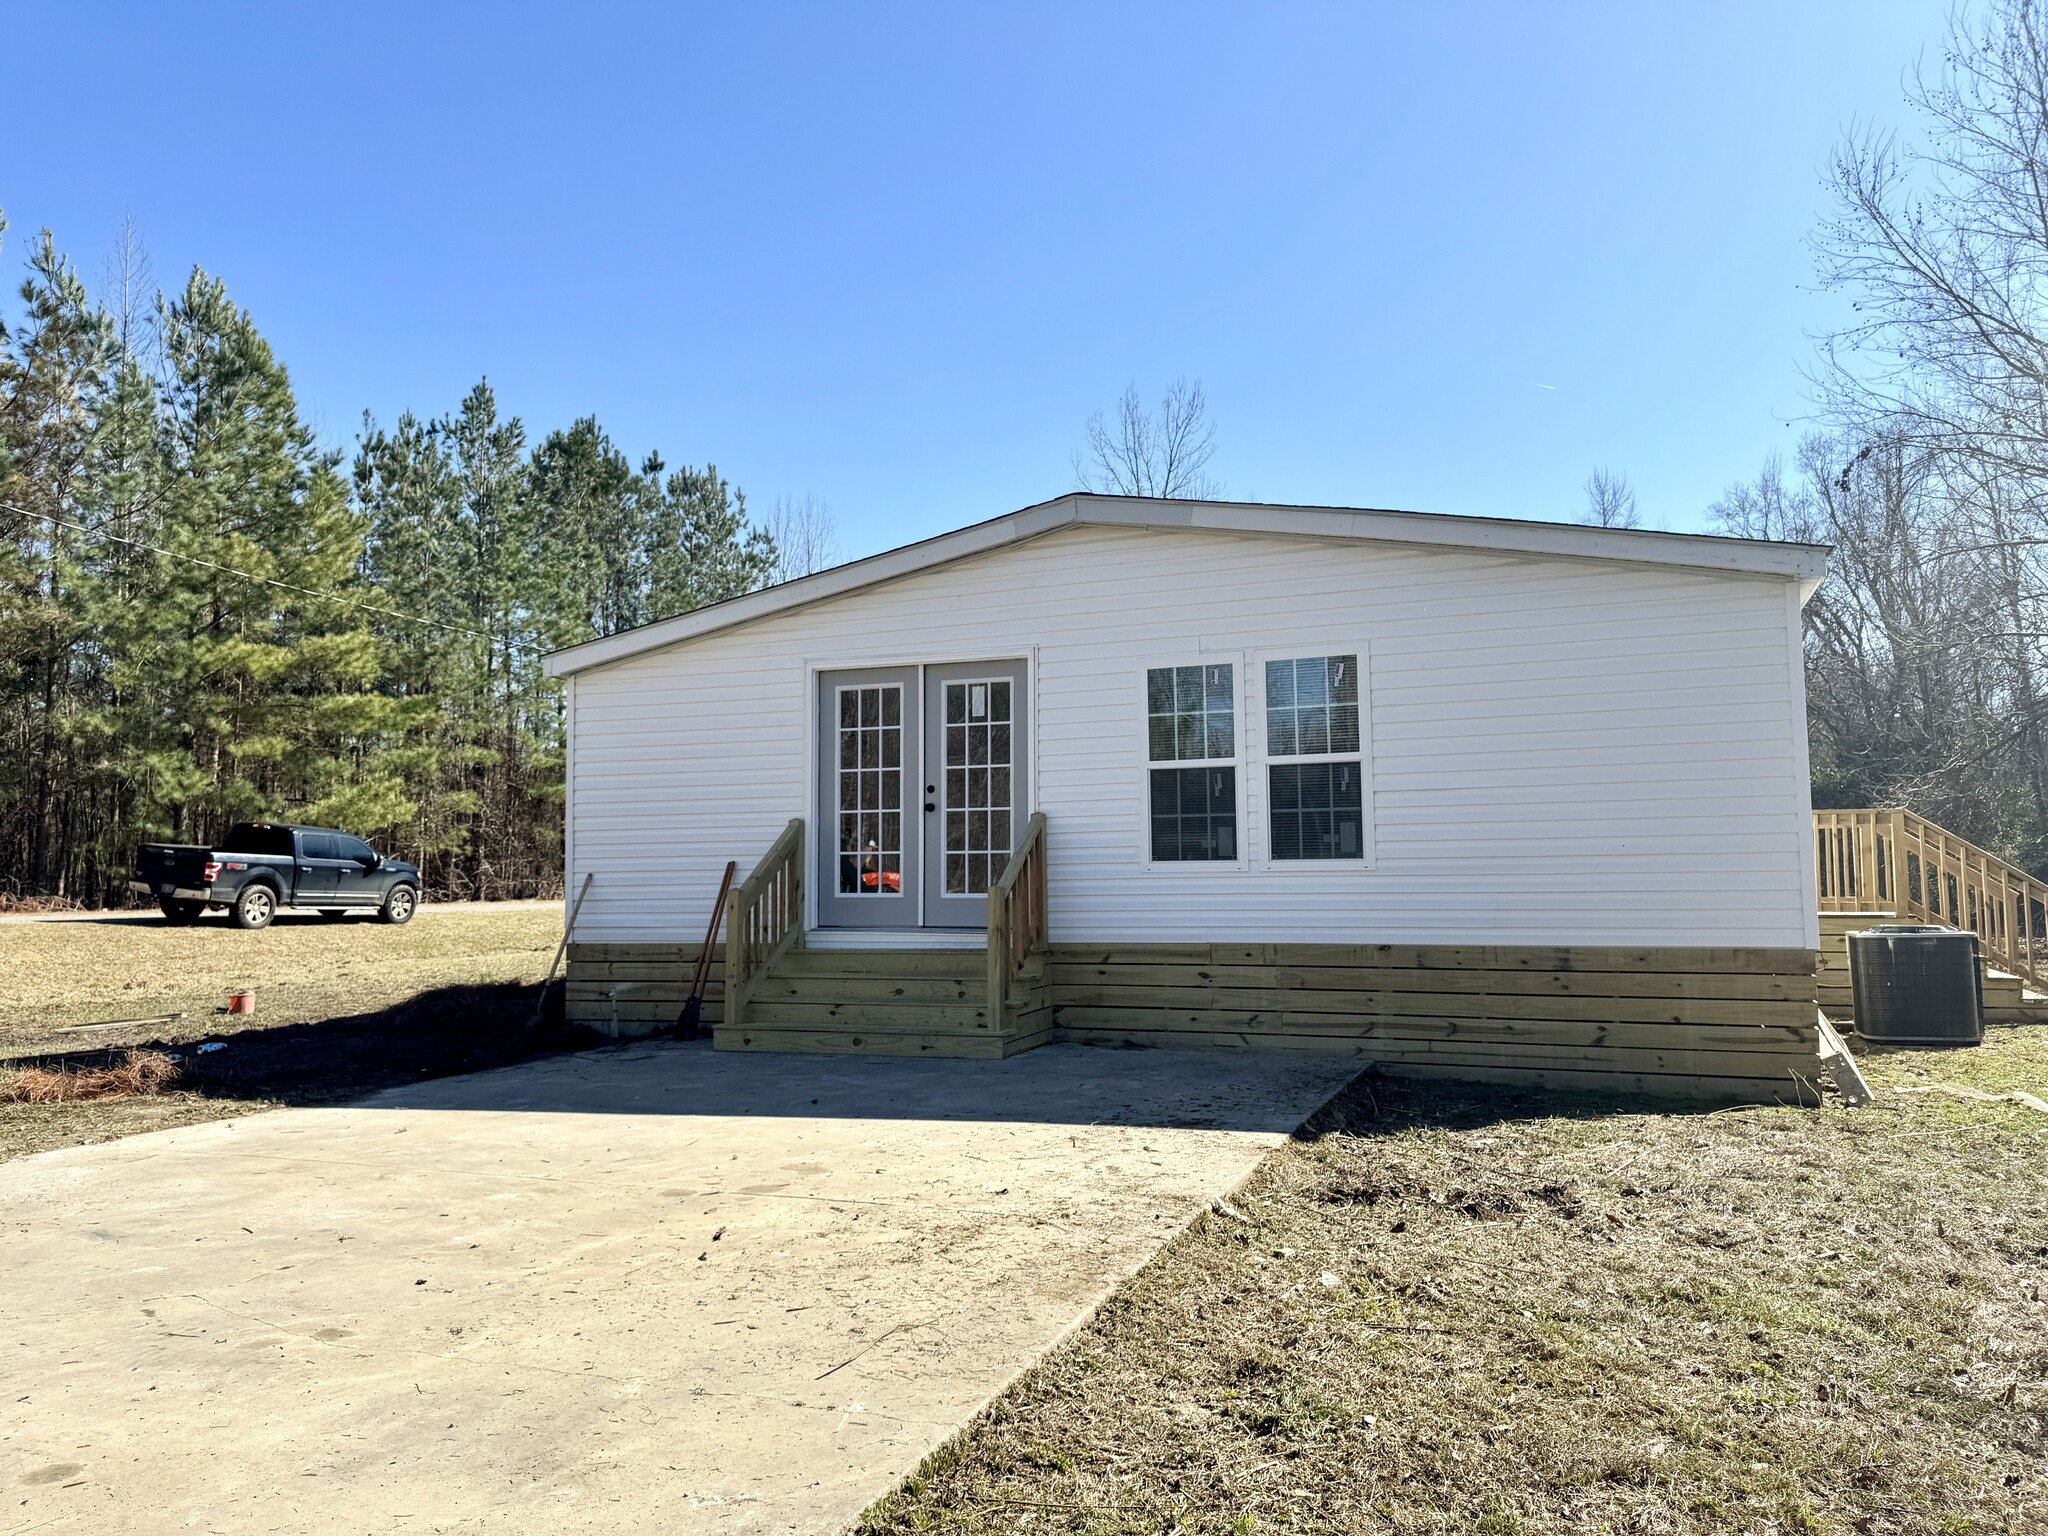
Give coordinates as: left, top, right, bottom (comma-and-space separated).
564, 522, 1814, 948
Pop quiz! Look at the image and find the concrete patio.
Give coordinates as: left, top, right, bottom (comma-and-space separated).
2, 1040, 1358, 1534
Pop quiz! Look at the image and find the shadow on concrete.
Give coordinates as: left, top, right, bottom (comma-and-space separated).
17, 985, 1813, 1140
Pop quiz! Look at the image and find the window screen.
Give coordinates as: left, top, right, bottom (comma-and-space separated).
1146, 663, 1237, 862
1265, 654, 1364, 861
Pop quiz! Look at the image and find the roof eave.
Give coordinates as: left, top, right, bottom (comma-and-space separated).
543, 493, 1830, 678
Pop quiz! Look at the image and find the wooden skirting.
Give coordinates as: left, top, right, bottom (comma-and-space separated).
567, 938, 1824, 1099
566, 943, 724, 1035
1044, 943, 1821, 1102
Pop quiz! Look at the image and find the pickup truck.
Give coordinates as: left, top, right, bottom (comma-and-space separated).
131, 823, 422, 929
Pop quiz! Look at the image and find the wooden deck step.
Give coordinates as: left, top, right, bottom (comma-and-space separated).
718, 1025, 1048, 1059
741, 999, 994, 1030
775, 948, 989, 975
716, 944, 1048, 1059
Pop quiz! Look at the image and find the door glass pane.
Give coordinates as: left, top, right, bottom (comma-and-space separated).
943, 678, 1015, 894
837, 685, 904, 896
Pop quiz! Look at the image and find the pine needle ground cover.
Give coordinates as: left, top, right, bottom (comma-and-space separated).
861, 1033, 2048, 1536
0, 904, 584, 1162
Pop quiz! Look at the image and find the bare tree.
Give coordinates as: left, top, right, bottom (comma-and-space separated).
1581, 467, 1640, 528
101, 213, 155, 365
765, 493, 840, 583
1797, 0, 2048, 865
1074, 378, 1220, 499
1813, 0, 2048, 483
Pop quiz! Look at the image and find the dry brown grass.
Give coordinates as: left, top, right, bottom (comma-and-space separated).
860, 1030, 2048, 1536
0, 903, 560, 1044
1, 904, 575, 1163
3, 1048, 181, 1103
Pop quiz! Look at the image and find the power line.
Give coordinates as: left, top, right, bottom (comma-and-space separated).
0, 498, 547, 655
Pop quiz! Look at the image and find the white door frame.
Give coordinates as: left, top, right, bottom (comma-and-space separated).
801, 647, 1037, 933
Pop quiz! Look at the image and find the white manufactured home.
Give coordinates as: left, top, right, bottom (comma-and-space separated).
544, 493, 1831, 1100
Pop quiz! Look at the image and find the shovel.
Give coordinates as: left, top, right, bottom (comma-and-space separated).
680, 861, 737, 1039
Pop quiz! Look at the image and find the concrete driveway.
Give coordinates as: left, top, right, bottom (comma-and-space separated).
2, 1042, 1357, 1534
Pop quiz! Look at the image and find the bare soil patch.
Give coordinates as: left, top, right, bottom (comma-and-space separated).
0, 905, 599, 1162
861, 1032, 2048, 1536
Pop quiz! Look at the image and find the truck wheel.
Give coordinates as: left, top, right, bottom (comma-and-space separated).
158, 898, 203, 925
379, 885, 419, 925
231, 884, 278, 931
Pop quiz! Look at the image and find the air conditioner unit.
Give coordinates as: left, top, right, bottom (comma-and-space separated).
1847, 925, 1983, 1046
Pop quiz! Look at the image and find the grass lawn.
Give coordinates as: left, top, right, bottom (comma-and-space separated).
861, 1031, 2048, 1536
0, 903, 580, 1163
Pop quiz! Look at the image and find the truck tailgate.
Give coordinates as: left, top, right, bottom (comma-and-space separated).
137, 843, 212, 889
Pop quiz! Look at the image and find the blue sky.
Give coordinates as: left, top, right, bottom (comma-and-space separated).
8, 2, 1944, 554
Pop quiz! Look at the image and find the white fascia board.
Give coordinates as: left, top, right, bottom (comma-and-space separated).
1073, 496, 1832, 584
543, 492, 1830, 677
542, 497, 1084, 677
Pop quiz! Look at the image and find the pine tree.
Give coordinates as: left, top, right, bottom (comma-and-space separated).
0, 211, 786, 904
144, 269, 420, 842
644, 459, 776, 620
528, 417, 646, 646
0, 220, 115, 895
447, 381, 548, 894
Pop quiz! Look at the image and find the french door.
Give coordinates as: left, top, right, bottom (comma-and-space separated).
814, 660, 1028, 929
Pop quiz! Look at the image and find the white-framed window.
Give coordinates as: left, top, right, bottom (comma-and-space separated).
1143, 659, 1241, 864
1258, 650, 1366, 863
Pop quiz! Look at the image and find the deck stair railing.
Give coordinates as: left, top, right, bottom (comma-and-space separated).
1814, 808, 2048, 986
725, 818, 804, 1030
987, 812, 1048, 1030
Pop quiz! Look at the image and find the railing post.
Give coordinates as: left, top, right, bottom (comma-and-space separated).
1033, 821, 1047, 952
987, 895, 1009, 1035
725, 881, 746, 1031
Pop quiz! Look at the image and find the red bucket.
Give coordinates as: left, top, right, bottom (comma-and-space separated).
226, 990, 256, 1015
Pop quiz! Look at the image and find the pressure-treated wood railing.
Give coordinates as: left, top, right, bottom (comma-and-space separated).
725, 818, 804, 1030
1814, 807, 2048, 986
987, 812, 1048, 1031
